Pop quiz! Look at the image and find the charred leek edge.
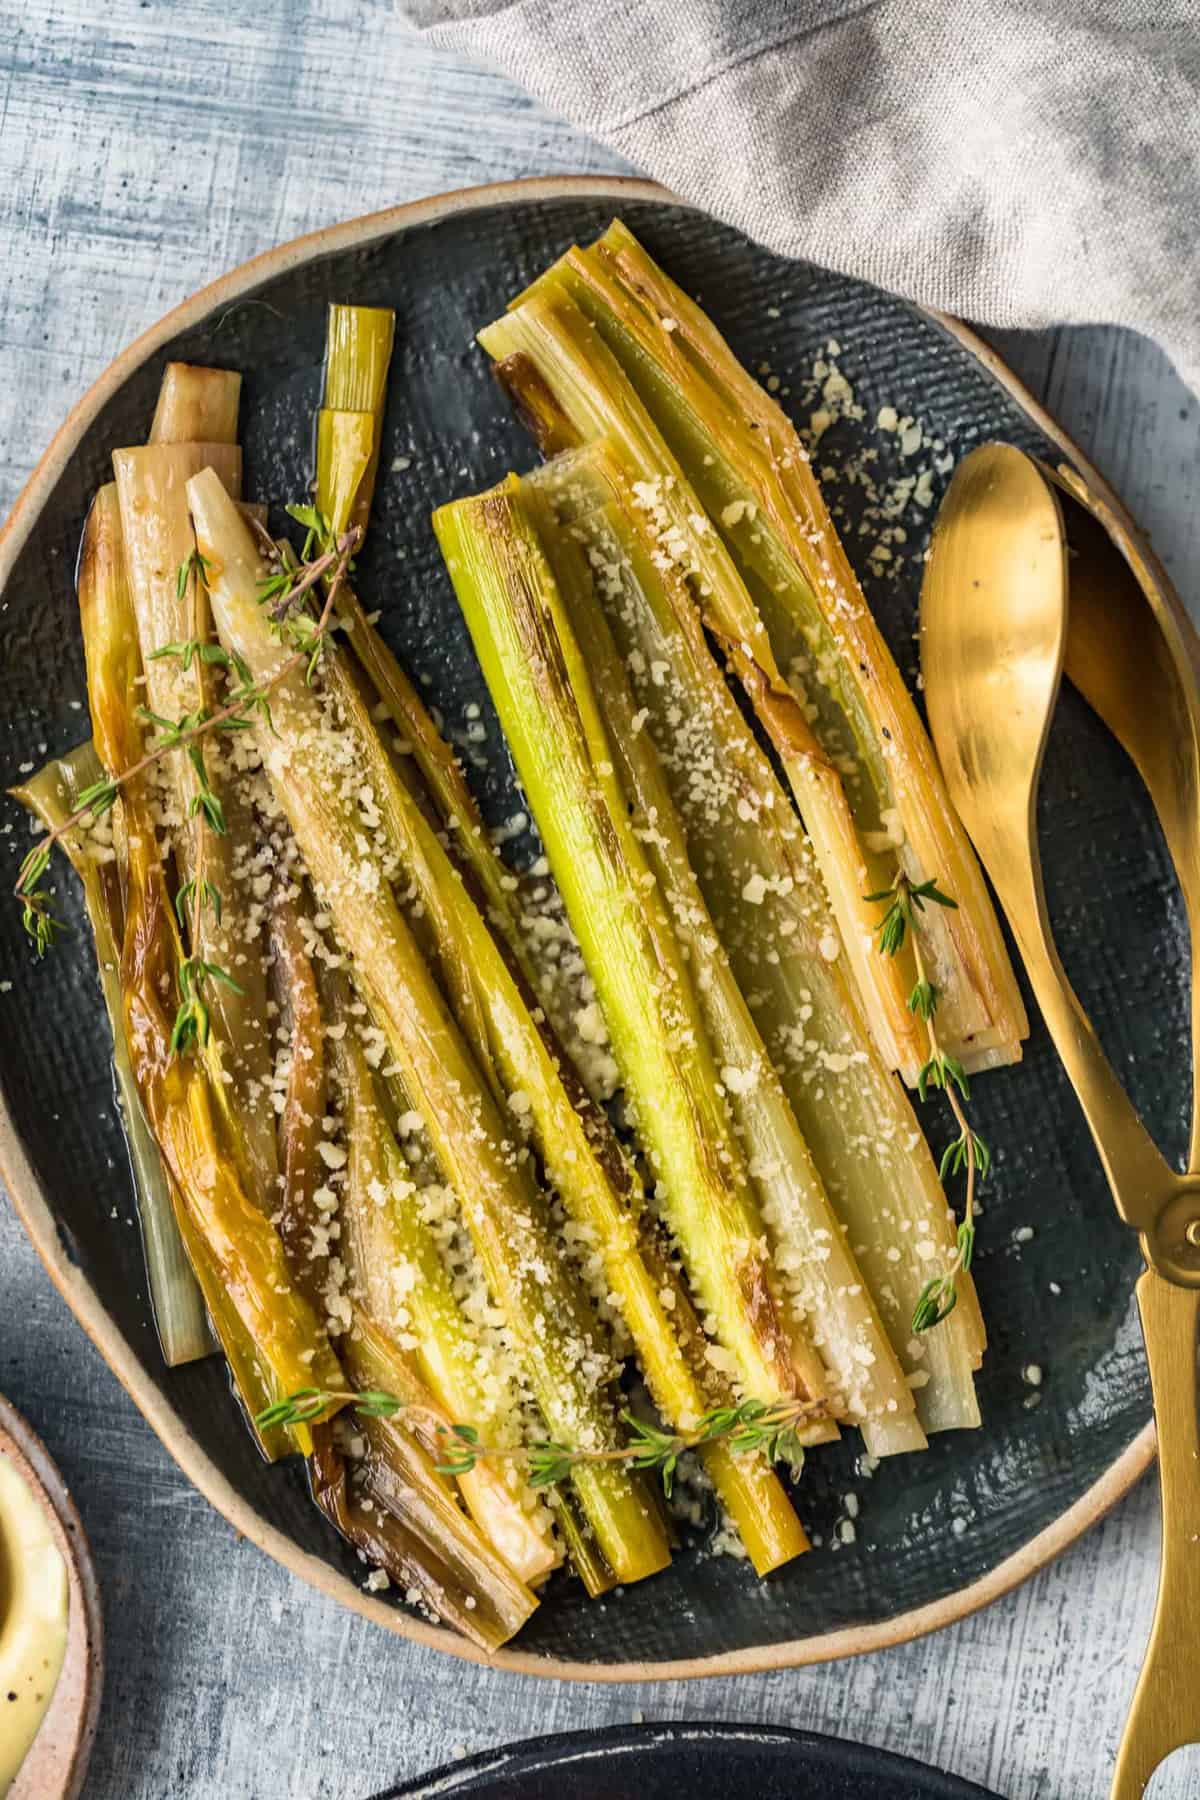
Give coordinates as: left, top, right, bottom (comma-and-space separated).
322, 650, 809, 1570
333, 986, 560, 1587
73, 488, 293, 1448
112, 435, 280, 1205
506, 225, 1028, 1078
308, 1417, 536, 1653
119, 767, 347, 1417
121, 795, 347, 1416
434, 475, 831, 1425
335, 1316, 540, 1647
168, 1174, 298, 1462
537, 449, 984, 1428
192, 468, 672, 1589
525, 458, 925, 1455
268, 889, 332, 1318
12, 742, 214, 1368
77, 479, 341, 1448
150, 364, 242, 447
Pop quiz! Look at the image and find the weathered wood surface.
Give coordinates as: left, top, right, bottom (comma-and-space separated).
2, 3, 1199, 1795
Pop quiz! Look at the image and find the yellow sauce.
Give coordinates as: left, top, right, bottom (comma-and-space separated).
0, 1456, 69, 1795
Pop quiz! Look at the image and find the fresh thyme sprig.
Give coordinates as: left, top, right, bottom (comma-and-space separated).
176, 547, 212, 601
169, 950, 245, 1055
154, 547, 247, 1052
254, 1390, 824, 1497
864, 874, 957, 958
15, 843, 64, 955
11, 518, 360, 980
866, 869, 988, 1333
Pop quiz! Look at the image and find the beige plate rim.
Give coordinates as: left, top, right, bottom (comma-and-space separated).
0, 172, 1162, 1683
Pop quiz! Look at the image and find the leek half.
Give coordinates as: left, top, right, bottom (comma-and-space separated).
112, 438, 280, 1204
13, 738, 214, 1368
333, 987, 560, 1587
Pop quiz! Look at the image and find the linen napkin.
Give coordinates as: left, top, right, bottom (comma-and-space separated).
401, 0, 1200, 391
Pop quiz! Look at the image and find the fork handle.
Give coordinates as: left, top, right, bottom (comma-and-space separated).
1111, 1272, 1200, 1798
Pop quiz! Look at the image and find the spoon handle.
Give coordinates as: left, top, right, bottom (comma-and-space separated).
1111, 1273, 1200, 1799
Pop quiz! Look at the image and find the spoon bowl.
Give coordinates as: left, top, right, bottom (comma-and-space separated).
920, 443, 1067, 864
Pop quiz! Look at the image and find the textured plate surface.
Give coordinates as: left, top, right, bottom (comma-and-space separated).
0, 180, 1181, 1674
379, 1723, 1004, 1799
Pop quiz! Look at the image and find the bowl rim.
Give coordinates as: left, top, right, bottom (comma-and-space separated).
380, 1720, 1005, 1797
0, 171, 1162, 1682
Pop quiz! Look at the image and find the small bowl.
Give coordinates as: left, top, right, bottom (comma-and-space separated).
0, 1395, 103, 1800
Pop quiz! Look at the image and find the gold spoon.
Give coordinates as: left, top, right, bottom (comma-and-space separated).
920, 443, 1200, 1800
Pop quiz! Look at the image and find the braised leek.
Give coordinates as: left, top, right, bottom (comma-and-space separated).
112, 436, 280, 1204
73, 482, 343, 1445
13, 738, 214, 1368
317, 647, 809, 1568
333, 987, 560, 1587
317, 303, 395, 541
307, 308, 808, 1566
314, 307, 531, 949
150, 364, 242, 447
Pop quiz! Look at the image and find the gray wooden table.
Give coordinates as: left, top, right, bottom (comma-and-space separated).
3, 4, 1199, 1796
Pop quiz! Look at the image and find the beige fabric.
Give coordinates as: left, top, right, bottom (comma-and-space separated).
404, 0, 1200, 387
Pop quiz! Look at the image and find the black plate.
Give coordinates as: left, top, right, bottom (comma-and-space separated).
0, 181, 1177, 1672
377, 1724, 1005, 1799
